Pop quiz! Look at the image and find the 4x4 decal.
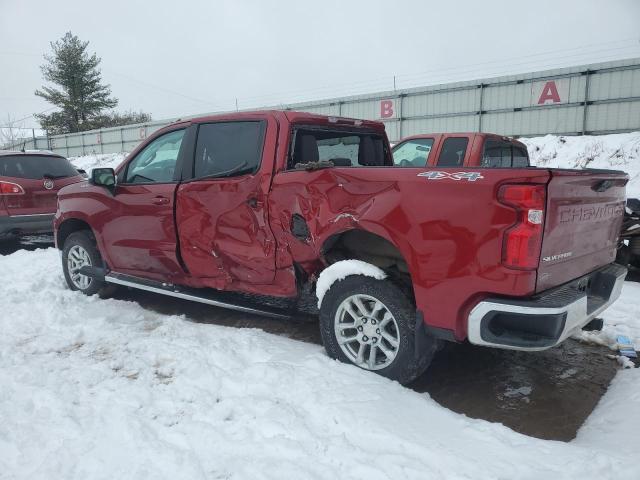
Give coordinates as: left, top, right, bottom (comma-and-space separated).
417, 171, 484, 182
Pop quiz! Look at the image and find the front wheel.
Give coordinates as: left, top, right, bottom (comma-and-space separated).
319, 275, 437, 385
62, 231, 113, 297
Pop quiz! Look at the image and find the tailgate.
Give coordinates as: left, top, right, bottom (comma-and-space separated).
537, 169, 627, 292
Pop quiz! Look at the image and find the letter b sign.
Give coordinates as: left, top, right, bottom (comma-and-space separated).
380, 99, 396, 119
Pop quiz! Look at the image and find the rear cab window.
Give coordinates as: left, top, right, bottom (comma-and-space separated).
288, 128, 388, 169
0, 155, 78, 179
392, 138, 434, 167
437, 137, 469, 167
482, 139, 530, 168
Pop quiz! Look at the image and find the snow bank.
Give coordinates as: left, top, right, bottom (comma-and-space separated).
575, 282, 640, 350
522, 132, 640, 198
315, 259, 386, 307
68, 152, 127, 175
1, 248, 639, 479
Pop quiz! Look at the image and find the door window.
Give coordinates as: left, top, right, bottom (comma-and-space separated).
125, 129, 185, 184
436, 138, 468, 167
392, 138, 434, 167
194, 121, 265, 179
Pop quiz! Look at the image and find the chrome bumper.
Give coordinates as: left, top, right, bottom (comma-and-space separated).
467, 263, 627, 351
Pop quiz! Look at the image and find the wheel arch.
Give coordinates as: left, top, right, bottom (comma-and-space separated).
56, 217, 95, 250
319, 227, 415, 298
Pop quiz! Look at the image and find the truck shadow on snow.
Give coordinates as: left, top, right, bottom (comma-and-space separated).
0, 237, 624, 442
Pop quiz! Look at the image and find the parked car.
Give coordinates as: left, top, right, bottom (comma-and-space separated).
0, 150, 85, 241
392, 132, 529, 168
54, 111, 627, 384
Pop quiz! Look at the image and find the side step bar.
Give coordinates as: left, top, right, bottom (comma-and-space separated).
79, 267, 291, 320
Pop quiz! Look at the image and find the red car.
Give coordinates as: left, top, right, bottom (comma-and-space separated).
54, 111, 627, 384
0, 151, 84, 241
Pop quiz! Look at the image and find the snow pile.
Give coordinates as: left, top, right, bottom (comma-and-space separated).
315, 259, 386, 307
1, 248, 639, 479
522, 132, 640, 198
576, 282, 640, 350
68, 152, 127, 175
576, 367, 640, 456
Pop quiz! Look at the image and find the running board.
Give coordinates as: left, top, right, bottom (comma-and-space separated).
103, 272, 291, 320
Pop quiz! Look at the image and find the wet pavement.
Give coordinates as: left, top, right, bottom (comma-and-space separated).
1, 236, 629, 441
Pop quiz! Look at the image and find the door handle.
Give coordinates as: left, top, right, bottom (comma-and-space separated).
152, 196, 170, 205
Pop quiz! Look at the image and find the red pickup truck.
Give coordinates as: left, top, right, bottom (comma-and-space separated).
54, 110, 628, 384
391, 133, 529, 168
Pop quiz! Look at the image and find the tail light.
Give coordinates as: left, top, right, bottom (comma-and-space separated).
499, 184, 546, 269
0, 181, 25, 195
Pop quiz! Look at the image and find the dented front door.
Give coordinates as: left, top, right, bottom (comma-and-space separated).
175, 119, 277, 286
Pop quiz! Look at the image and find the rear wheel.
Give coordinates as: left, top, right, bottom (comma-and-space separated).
62, 231, 112, 297
319, 275, 437, 385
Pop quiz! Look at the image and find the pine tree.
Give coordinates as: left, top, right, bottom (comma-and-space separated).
35, 32, 118, 134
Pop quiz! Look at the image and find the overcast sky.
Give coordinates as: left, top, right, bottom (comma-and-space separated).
1, 0, 639, 130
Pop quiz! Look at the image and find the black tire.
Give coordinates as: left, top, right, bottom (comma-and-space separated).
62, 230, 114, 297
319, 275, 438, 385
615, 244, 631, 267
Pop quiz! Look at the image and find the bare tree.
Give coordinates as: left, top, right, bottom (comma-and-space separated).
0, 114, 27, 149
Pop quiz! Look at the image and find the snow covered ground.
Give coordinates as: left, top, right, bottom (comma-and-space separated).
0, 248, 639, 479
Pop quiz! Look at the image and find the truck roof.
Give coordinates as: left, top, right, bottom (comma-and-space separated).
182, 110, 387, 135
399, 132, 527, 147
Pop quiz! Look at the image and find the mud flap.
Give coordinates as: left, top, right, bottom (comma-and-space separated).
414, 311, 450, 359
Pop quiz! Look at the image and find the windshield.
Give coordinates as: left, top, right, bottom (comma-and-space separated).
0, 155, 79, 179
392, 138, 434, 167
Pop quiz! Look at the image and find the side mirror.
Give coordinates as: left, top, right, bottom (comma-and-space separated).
76, 168, 88, 178
90, 167, 116, 194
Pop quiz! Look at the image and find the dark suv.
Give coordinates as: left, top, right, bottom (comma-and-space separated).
0, 151, 84, 240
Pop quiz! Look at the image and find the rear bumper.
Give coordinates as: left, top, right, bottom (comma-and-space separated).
467, 263, 627, 351
0, 213, 55, 239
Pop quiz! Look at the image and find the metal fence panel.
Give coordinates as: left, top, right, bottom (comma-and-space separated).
586, 101, 640, 132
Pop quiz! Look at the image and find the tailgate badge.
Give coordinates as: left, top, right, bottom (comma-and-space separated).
43, 179, 54, 190
542, 252, 573, 262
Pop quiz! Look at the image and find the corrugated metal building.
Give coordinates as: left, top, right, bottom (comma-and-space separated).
7, 57, 640, 156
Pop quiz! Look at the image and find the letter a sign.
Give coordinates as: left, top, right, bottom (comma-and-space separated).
531, 79, 569, 106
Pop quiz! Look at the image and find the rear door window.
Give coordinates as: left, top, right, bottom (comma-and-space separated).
194, 121, 265, 179
392, 138, 434, 167
289, 128, 387, 169
0, 155, 78, 179
436, 138, 468, 167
